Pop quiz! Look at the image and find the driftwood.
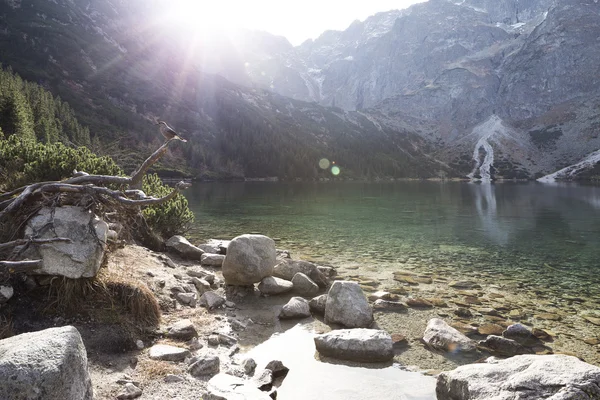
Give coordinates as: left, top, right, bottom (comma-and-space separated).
0, 137, 189, 258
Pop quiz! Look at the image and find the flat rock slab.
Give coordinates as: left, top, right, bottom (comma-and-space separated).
205, 373, 271, 400
201, 253, 225, 267
166, 235, 204, 260
166, 319, 197, 341
314, 329, 393, 363
437, 354, 600, 400
0, 326, 93, 400
149, 344, 190, 362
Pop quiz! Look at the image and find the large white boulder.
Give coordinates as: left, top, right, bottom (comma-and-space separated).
314, 329, 394, 362
436, 354, 600, 400
222, 235, 276, 286
325, 281, 373, 328
23, 206, 108, 279
0, 326, 93, 400
422, 318, 477, 354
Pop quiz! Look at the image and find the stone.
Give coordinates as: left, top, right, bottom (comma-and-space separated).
148, 344, 190, 362
23, 206, 108, 278
454, 308, 473, 318
502, 323, 540, 346
449, 281, 481, 289
535, 313, 561, 321
205, 373, 271, 400
218, 333, 238, 346
279, 296, 311, 319
309, 294, 327, 315
0, 285, 13, 304
373, 299, 408, 311
200, 291, 226, 310
188, 355, 220, 377
190, 277, 212, 294
201, 253, 226, 267
0, 326, 92, 400
257, 276, 293, 295
477, 323, 504, 336
252, 369, 273, 390
391, 334, 408, 347
222, 235, 277, 285
242, 358, 257, 375
116, 383, 142, 400
164, 374, 185, 383
317, 265, 336, 278
176, 292, 197, 307
422, 318, 477, 354
187, 269, 216, 284
478, 335, 533, 357
273, 259, 329, 288
436, 355, 600, 400
264, 360, 289, 379
532, 328, 554, 342
314, 329, 394, 363
450, 322, 478, 336
165, 235, 204, 260
325, 281, 373, 328
166, 319, 197, 341
426, 298, 449, 307
291, 272, 319, 296
584, 316, 600, 326
367, 291, 399, 302
406, 297, 433, 308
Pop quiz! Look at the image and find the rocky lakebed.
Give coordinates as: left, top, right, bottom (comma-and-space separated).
1, 220, 600, 399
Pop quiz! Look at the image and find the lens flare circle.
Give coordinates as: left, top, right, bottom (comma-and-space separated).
331, 166, 341, 176
319, 158, 330, 169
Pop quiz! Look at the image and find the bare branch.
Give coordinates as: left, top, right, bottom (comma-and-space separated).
0, 238, 72, 252
130, 140, 174, 189
0, 260, 42, 274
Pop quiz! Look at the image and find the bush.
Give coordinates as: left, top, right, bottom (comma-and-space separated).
141, 174, 194, 239
0, 136, 194, 238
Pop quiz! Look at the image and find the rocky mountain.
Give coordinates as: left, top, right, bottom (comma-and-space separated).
0, 0, 599, 180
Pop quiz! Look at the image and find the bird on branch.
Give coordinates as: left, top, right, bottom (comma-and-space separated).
156, 121, 188, 142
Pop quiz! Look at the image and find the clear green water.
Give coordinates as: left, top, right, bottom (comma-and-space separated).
185, 181, 600, 298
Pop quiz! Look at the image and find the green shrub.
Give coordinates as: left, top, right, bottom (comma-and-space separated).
141, 174, 194, 239
0, 136, 194, 238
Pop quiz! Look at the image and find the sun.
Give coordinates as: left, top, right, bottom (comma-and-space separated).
159, 0, 244, 36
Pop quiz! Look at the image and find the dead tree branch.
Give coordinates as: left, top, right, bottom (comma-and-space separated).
0, 238, 72, 252
0, 260, 42, 274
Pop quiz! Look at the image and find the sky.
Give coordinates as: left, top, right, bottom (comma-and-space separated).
168, 0, 427, 45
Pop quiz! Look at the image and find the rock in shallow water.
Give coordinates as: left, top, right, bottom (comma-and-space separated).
422, 318, 477, 354
314, 329, 394, 362
436, 354, 600, 400
478, 335, 533, 357
325, 281, 373, 328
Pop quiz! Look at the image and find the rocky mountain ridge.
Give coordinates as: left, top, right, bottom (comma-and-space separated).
0, 0, 599, 180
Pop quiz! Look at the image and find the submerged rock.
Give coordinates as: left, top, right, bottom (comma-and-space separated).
314, 329, 394, 362
222, 235, 277, 286
502, 323, 541, 346
325, 281, 373, 328
273, 259, 329, 288
478, 335, 533, 357
0, 326, 93, 400
422, 318, 477, 354
436, 355, 600, 400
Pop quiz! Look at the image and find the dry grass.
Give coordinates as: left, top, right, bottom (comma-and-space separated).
136, 359, 184, 384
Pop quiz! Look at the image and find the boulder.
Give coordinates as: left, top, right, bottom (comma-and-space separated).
257, 276, 293, 295
0, 284, 14, 304
291, 272, 319, 296
23, 206, 108, 278
273, 259, 329, 288
279, 297, 311, 319
325, 281, 373, 328
166, 319, 197, 341
314, 329, 394, 362
165, 235, 204, 260
201, 253, 226, 267
436, 355, 600, 400
205, 374, 271, 400
478, 335, 533, 357
502, 323, 541, 346
242, 358, 257, 375
0, 326, 93, 400
149, 344, 190, 361
309, 294, 327, 315
188, 355, 220, 377
200, 291, 226, 310
422, 318, 477, 354
222, 235, 276, 286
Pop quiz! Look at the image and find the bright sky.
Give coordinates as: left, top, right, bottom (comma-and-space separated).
166, 0, 427, 45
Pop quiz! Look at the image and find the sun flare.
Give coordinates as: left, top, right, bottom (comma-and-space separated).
161, 0, 245, 35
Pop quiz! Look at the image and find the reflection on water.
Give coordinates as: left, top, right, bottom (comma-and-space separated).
186, 181, 600, 296
244, 324, 436, 400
